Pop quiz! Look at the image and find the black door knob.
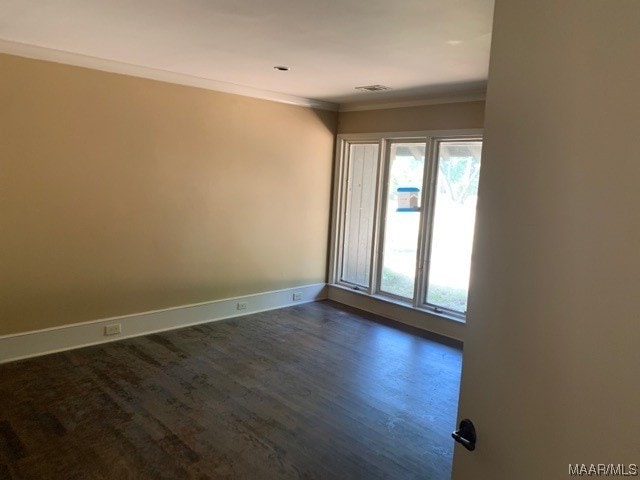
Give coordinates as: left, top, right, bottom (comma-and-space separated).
452, 419, 477, 451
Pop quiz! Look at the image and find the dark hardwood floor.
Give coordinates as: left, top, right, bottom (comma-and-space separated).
0, 300, 462, 479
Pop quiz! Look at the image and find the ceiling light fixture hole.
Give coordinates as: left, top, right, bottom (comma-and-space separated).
355, 84, 392, 92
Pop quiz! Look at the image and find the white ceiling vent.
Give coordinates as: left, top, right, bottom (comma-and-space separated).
355, 85, 392, 92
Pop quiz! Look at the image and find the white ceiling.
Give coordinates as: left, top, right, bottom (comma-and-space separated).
0, 0, 494, 108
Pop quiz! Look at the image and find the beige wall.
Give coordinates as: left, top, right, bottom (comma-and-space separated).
453, 0, 640, 477
0, 54, 337, 336
337, 100, 485, 134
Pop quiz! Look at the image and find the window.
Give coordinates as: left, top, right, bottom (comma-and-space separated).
339, 143, 379, 288
379, 142, 425, 299
330, 131, 482, 320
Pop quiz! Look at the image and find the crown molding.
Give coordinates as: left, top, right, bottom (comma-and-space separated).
0, 39, 338, 112
338, 91, 486, 112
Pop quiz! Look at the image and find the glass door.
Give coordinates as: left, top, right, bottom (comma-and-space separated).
378, 142, 426, 299
423, 140, 482, 315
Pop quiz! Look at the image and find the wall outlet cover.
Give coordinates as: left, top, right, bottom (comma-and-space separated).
104, 324, 121, 336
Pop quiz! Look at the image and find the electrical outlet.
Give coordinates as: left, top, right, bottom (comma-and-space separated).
292, 292, 302, 301
104, 324, 121, 336
237, 302, 248, 310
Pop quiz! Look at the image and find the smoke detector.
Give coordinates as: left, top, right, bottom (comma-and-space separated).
355, 85, 392, 92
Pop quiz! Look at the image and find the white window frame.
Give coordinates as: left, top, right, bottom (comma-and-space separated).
333, 140, 382, 293
328, 129, 483, 322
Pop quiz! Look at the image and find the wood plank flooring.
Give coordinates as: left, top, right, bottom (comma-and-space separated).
0, 300, 463, 479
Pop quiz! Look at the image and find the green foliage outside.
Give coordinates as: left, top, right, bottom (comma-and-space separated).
389, 147, 480, 205
381, 267, 467, 313
437, 153, 481, 204
388, 155, 423, 201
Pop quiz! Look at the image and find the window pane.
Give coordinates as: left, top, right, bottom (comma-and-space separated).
426, 141, 482, 313
341, 143, 379, 287
379, 143, 425, 298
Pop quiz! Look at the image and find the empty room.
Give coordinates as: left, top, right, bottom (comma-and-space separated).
2, 1, 639, 479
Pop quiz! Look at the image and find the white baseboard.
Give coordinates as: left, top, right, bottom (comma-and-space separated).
327, 285, 465, 343
0, 283, 327, 364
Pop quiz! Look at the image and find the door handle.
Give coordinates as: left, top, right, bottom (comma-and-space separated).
452, 419, 477, 451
